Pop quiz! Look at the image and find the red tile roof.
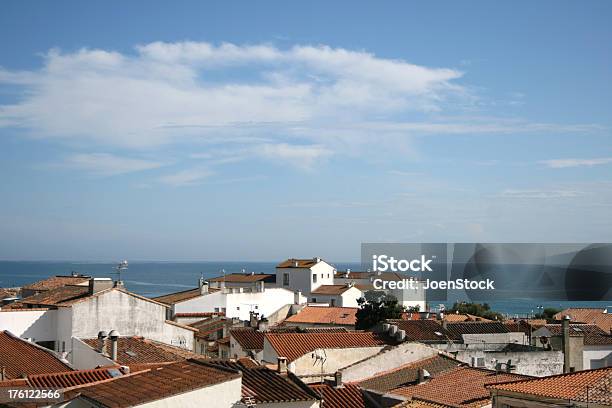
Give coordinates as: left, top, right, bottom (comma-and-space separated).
489, 367, 612, 405
6, 285, 91, 308
81, 336, 197, 365
311, 284, 356, 295
2, 368, 119, 388
210, 359, 318, 404
208, 273, 275, 283
358, 355, 463, 392
64, 360, 240, 407
390, 366, 528, 408
231, 327, 351, 352
266, 332, 387, 362
535, 324, 612, 345
152, 287, 204, 305
285, 306, 358, 326
277, 258, 324, 268
22, 275, 90, 292
443, 314, 493, 323
445, 322, 509, 339
554, 308, 612, 333
190, 317, 228, 339
310, 383, 366, 408
174, 312, 224, 318
388, 320, 454, 342
0, 331, 72, 379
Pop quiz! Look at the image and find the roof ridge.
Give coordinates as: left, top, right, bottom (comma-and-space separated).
488, 366, 612, 388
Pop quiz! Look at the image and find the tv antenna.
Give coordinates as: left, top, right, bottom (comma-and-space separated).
114, 260, 128, 285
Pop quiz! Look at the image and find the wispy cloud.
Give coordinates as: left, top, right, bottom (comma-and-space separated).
498, 189, 584, 199
158, 167, 213, 187
539, 158, 612, 168
62, 153, 165, 176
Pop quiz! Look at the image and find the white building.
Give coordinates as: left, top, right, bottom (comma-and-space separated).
156, 280, 304, 322
0, 278, 196, 358
276, 258, 336, 296
308, 284, 363, 307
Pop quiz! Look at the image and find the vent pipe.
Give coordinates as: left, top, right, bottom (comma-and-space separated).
562, 315, 571, 373
109, 330, 120, 361
97, 330, 108, 353
277, 357, 288, 374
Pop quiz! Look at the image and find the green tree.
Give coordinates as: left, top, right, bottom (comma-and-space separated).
356, 293, 404, 330
534, 307, 560, 320
449, 302, 503, 321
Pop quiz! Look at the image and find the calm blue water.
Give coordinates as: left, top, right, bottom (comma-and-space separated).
0, 261, 608, 317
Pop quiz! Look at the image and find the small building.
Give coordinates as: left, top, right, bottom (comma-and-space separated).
554, 307, 612, 333
489, 367, 612, 408
309, 284, 362, 307
207, 272, 276, 291
276, 258, 336, 296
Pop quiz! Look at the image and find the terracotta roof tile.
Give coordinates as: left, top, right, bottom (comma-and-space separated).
210, 359, 318, 404
0, 331, 72, 379
311, 285, 356, 295
285, 306, 358, 326
310, 383, 366, 408
24, 368, 118, 388
208, 273, 275, 283
152, 287, 204, 305
390, 366, 528, 408
174, 312, 224, 318
81, 336, 197, 365
445, 322, 509, 339
6, 285, 91, 308
388, 320, 455, 342
190, 317, 228, 339
266, 332, 387, 362
358, 355, 463, 392
22, 275, 90, 292
535, 324, 612, 345
64, 359, 240, 407
443, 314, 493, 323
489, 367, 612, 405
554, 308, 612, 332
231, 326, 352, 352
277, 258, 324, 268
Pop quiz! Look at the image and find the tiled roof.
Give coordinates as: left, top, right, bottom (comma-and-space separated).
231, 326, 351, 352
81, 336, 197, 365
210, 359, 318, 404
174, 312, 224, 318
445, 322, 509, 339
208, 273, 275, 283
22, 275, 90, 292
266, 332, 387, 362
310, 383, 366, 408
391, 366, 528, 408
554, 308, 612, 332
311, 284, 355, 295
152, 287, 203, 305
393, 398, 452, 408
7, 368, 119, 388
335, 271, 371, 279
443, 314, 492, 323
285, 306, 358, 326
277, 258, 323, 268
358, 355, 462, 392
190, 317, 228, 339
489, 367, 612, 405
6, 285, 91, 308
0, 331, 72, 379
64, 359, 240, 407
534, 324, 612, 345
388, 320, 454, 342
0, 288, 17, 299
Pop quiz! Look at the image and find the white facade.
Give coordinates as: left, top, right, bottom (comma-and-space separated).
583, 345, 612, 369
309, 286, 363, 308
173, 287, 300, 321
276, 260, 336, 296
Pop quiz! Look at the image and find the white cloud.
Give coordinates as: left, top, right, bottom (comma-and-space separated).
498, 189, 584, 199
62, 153, 164, 176
539, 158, 612, 168
158, 167, 213, 187
255, 143, 331, 170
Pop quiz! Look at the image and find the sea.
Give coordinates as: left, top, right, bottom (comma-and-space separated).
0, 261, 608, 318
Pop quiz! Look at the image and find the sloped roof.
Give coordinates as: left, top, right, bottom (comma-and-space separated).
81, 336, 197, 365
285, 306, 358, 326
7, 285, 91, 308
16, 368, 118, 388
358, 354, 462, 392
64, 360, 240, 407
489, 367, 612, 405
310, 383, 367, 408
208, 273, 275, 283
390, 366, 528, 408
554, 308, 612, 332
445, 322, 509, 339
210, 359, 318, 404
534, 324, 612, 345
0, 331, 72, 379
22, 275, 90, 292
231, 326, 351, 352
266, 332, 387, 362
152, 287, 204, 305
311, 285, 356, 295
388, 320, 454, 342
443, 314, 492, 323
277, 258, 324, 268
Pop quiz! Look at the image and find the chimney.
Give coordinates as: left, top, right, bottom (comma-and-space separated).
0, 366, 5, 381
396, 329, 406, 342
562, 315, 571, 373
334, 371, 343, 387
417, 368, 425, 384
277, 357, 288, 374
97, 330, 108, 353
442, 319, 448, 330
388, 324, 398, 336
314, 257, 321, 263
249, 311, 258, 328
89, 278, 114, 294
294, 261, 299, 267
109, 330, 119, 361
257, 281, 265, 292
257, 316, 269, 332
294, 291, 302, 305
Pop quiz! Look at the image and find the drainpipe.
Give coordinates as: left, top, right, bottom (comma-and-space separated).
562, 315, 571, 373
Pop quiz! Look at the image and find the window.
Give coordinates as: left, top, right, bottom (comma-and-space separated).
311, 297, 317, 303
255, 305, 258, 309
61, 341, 66, 353
330, 299, 336, 307
214, 307, 220, 312
283, 273, 290, 286
237, 306, 240, 310
312, 274, 317, 283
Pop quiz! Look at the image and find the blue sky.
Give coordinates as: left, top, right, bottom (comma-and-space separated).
0, 1, 611, 261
